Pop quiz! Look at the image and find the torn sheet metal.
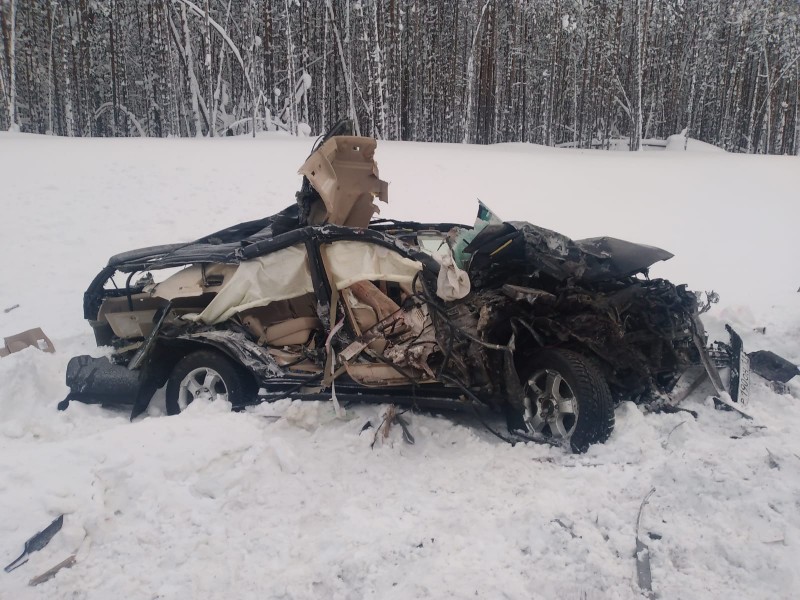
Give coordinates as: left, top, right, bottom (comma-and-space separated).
466, 219, 673, 287
575, 236, 674, 281
177, 331, 285, 380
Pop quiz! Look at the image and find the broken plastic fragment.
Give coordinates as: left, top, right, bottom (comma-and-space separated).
0, 328, 55, 358
749, 350, 799, 384
451, 200, 503, 269
4, 515, 64, 573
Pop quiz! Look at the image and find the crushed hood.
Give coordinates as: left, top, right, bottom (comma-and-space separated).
574, 236, 674, 281
465, 219, 674, 286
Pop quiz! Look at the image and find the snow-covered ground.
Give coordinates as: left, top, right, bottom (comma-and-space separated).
0, 132, 798, 599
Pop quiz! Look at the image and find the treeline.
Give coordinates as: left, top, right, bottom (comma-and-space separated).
1, 0, 798, 153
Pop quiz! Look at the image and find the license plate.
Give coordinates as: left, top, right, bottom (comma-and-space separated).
726, 325, 751, 405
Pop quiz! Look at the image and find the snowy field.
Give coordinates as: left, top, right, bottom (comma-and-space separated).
0, 132, 799, 599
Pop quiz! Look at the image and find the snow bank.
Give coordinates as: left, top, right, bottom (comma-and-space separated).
664, 133, 725, 153
0, 133, 798, 599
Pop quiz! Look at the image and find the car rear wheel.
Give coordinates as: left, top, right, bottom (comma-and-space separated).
165, 350, 252, 415
519, 348, 614, 453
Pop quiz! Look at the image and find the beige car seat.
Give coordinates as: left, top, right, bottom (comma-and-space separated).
239, 293, 321, 347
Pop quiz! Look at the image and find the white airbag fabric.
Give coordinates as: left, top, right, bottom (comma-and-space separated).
324, 241, 422, 289
433, 246, 471, 301
198, 245, 314, 324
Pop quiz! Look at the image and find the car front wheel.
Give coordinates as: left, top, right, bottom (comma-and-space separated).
519, 348, 614, 453
165, 350, 252, 415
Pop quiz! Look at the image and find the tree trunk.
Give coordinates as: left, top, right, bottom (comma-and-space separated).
6, 0, 18, 131
463, 0, 492, 144
372, 0, 387, 139
204, 0, 213, 136
632, 0, 643, 151
60, 6, 75, 136
180, 3, 203, 136
326, 0, 359, 135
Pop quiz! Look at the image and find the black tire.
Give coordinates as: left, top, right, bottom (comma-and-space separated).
517, 348, 614, 453
165, 350, 253, 415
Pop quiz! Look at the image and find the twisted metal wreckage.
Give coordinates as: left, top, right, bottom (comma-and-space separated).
57, 121, 769, 452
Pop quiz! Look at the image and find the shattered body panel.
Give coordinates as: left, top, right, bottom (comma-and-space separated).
63, 120, 748, 450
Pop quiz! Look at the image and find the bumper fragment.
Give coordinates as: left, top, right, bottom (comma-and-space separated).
61, 355, 142, 407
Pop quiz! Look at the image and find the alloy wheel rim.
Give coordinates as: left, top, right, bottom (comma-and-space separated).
523, 368, 579, 439
178, 367, 229, 411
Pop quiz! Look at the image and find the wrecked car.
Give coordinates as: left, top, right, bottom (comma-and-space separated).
61, 121, 749, 452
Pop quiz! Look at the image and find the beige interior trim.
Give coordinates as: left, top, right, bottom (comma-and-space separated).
298, 135, 388, 228
0, 328, 55, 358
197, 244, 314, 324
323, 241, 422, 290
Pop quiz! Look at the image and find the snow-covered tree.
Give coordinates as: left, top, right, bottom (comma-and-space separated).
2, 0, 798, 154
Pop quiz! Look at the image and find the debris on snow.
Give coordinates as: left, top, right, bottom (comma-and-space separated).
661, 421, 688, 449
395, 414, 415, 445
4, 515, 64, 573
0, 327, 55, 358
369, 405, 415, 447
765, 448, 781, 470
552, 518, 579, 539
749, 350, 799, 384
28, 555, 77, 587
634, 488, 656, 599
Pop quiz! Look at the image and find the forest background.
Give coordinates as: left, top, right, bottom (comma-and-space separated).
1, 0, 798, 154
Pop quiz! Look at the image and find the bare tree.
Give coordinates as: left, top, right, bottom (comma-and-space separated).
463, 0, 492, 144
3, 0, 18, 131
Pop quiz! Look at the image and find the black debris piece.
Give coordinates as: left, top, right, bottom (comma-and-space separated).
4, 515, 64, 573
749, 350, 799, 383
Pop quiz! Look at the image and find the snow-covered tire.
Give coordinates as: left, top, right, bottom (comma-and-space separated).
165, 350, 252, 415
519, 348, 614, 453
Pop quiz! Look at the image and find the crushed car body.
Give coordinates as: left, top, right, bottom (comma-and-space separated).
62, 121, 750, 452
